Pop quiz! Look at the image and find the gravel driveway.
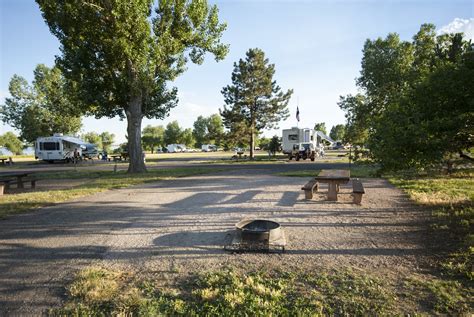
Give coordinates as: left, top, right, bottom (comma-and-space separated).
0, 167, 428, 315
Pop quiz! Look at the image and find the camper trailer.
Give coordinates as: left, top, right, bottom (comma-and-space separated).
166, 144, 186, 153
35, 134, 87, 162
282, 127, 319, 160
201, 144, 217, 152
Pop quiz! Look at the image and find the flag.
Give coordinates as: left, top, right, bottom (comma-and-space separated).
296, 106, 300, 122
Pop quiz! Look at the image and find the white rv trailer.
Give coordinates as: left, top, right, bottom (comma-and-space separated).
282, 127, 335, 160
282, 127, 317, 154
35, 134, 87, 162
166, 144, 186, 153
201, 144, 217, 152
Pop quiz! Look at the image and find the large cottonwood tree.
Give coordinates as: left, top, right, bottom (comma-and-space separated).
220, 48, 292, 158
1, 64, 82, 143
339, 24, 473, 171
37, 0, 228, 172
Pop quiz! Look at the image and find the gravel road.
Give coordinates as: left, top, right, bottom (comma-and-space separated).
0, 165, 428, 315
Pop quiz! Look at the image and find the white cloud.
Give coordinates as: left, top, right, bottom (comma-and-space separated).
438, 18, 474, 41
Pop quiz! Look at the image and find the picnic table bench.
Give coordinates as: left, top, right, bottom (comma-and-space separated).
352, 178, 365, 204
315, 169, 350, 201
301, 169, 366, 204
0, 172, 37, 195
301, 179, 319, 199
108, 153, 129, 162
0, 157, 13, 165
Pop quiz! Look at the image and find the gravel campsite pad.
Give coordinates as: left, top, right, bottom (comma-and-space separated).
0, 168, 429, 314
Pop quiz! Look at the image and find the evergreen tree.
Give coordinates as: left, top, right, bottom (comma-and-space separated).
220, 48, 292, 158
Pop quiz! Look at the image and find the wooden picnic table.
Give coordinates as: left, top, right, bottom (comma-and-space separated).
315, 169, 350, 201
0, 171, 34, 189
0, 157, 12, 165
109, 153, 128, 161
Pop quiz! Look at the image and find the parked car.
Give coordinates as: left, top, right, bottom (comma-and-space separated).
82, 143, 99, 159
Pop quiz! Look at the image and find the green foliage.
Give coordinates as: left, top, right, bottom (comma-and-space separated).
207, 114, 224, 146
220, 48, 293, 158
390, 169, 473, 311
193, 115, 209, 147
141, 125, 165, 153
405, 277, 472, 314
52, 268, 398, 316
313, 122, 327, 135
339, 23, 473, 171
268, 135, 281, 155
37, 0, 228, 172
192, 114, 224, 147
179, 128, 195, 147
338, 94, 369, 145
99, 132, 115, 153
221, 121, 252, 150
329, 124, 346, 141
164, 121, 182, 145
0, 132, 24, 155
82, 132, 102, 148
1, 64, 82, 143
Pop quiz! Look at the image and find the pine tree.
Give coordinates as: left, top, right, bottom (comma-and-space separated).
220, 48, 292, 158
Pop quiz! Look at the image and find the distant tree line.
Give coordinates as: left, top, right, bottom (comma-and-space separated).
339, 23, 473, 171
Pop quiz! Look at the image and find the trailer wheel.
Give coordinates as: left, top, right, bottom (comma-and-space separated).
295, 155, 300, 161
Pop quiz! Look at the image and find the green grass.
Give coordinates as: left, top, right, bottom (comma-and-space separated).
389, 168, 473, 301
51, 267, 401, 316
52, 266, 474, 316
0, 167, 223, 218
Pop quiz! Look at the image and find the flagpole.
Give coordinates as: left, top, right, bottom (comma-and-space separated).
296, 96, 300, 129
296, 97, 299, 128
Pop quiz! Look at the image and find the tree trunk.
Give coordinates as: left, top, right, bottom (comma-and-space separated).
250, 126, 255, 159
126, 95, 147, 173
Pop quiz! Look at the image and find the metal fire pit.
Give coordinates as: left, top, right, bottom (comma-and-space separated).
225, 219, 286, 253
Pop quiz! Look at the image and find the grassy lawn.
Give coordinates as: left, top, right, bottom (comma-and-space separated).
0, 167, 223, 218
51, 267, 398, 316
389, 168, 473, 312
51, 264, 472, 316
389, 169, 473, 280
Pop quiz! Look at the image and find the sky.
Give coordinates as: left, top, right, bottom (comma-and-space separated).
1, 0, 473, 145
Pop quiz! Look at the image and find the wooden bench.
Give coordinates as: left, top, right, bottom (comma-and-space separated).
0, 157, 13, 165
352, 178, 365, 204
301, 179, 319, 199
0, 177, 37, 195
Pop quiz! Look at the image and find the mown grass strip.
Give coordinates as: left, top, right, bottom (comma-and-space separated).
51, 266, 473, 316
0, 167, 223, 218
51, 267, 399, 316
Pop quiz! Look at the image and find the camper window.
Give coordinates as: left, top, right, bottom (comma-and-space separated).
41, 142, 59, 151
288, 134, 298, 141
